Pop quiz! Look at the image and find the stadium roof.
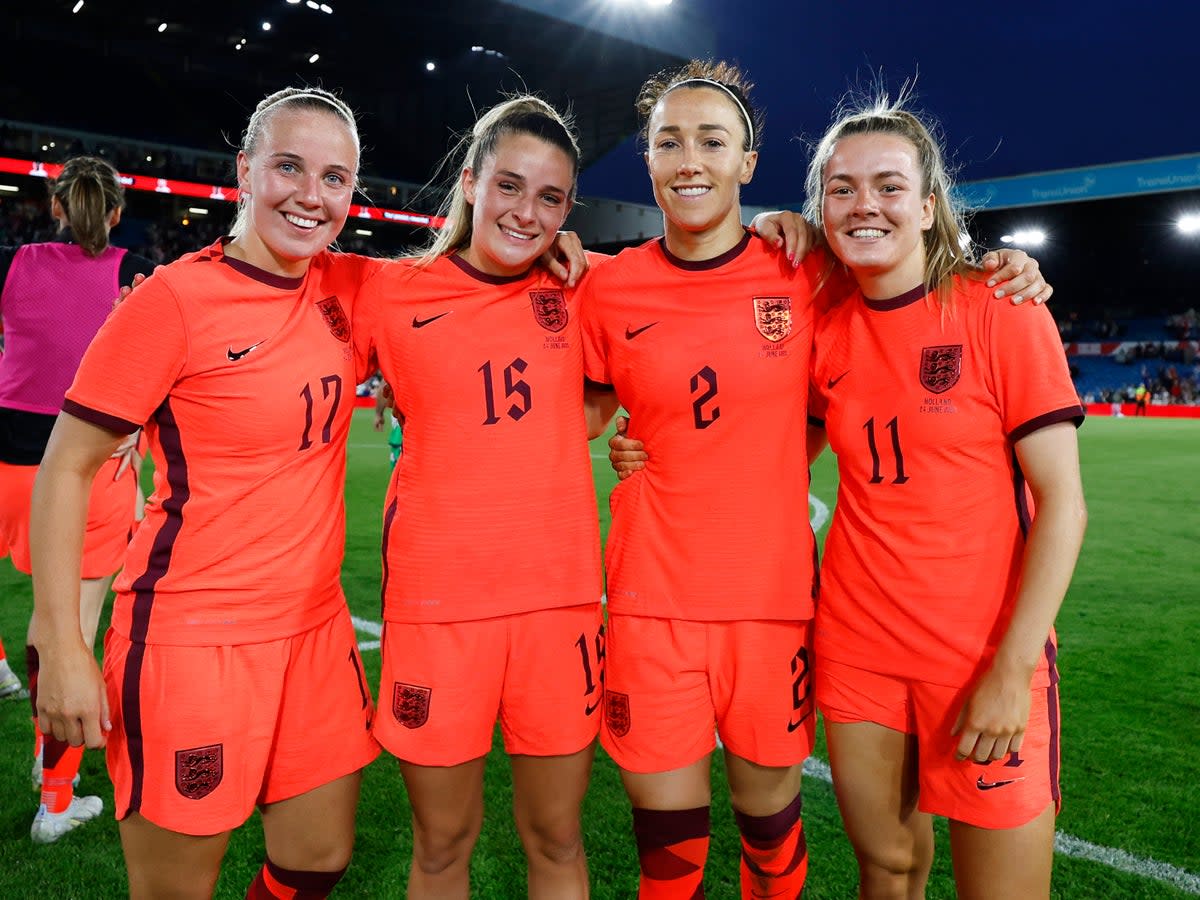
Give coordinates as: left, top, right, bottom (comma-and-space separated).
4, 0, 1199, 310
5, 0, 1197, 206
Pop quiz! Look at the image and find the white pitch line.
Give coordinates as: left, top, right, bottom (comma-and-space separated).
800, 759, 1200, 893
347, 502, 1200, 895
350, 615, 382, 637
809, 493, 830, 533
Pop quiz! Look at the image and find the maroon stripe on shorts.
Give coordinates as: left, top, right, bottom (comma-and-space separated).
380, 497, 398, 617
1044, 640, 1062, 805
123, 398, 191, 812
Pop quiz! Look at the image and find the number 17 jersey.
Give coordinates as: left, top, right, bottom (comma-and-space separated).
581, 235, 820, 622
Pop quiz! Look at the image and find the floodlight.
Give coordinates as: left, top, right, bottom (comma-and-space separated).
309, 53, 320, 63
425, 61, 436, 72
72, 1, 83, 12
1177, 214, 1200, 235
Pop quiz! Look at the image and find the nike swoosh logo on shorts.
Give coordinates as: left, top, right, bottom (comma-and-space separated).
976, 775, 1024, 791
227, 342, 264, 361
625, 322, 659, 340
412, 312, 451, 328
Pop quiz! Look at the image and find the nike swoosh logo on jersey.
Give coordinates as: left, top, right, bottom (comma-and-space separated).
625, 322, 659, 340
827, 370, 850, 390
976, 775, 1024, 791
584, 699, 602, 716
786, 710, 813, 733
227, 342, 264, 361
412, 312, 451, 328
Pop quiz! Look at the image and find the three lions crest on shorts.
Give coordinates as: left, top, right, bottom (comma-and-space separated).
606, 691, 631, 737
393, 682, 431, 729
175, 743, 223, 800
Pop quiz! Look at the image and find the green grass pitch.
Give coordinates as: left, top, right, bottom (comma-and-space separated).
0, 412, 1196, 897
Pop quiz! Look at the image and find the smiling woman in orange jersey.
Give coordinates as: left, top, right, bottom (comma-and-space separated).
590, 60, 1053, 900
806, 95, 1086, 900
579, 61, 829, 900
353, 95, 616, 900
30, 87, 383, 900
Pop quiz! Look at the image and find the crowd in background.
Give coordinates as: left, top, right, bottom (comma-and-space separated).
3, 193, 1198, 406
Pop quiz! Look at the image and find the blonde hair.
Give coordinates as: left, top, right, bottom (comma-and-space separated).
49, 156, 124, 257
230, 87, 360, 239
636, 59, 764, 152
421, 95, 580, 265
804, 89, 976, 310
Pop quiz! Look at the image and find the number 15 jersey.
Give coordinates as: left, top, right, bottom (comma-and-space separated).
356, 255, 602, 625
581, 235, 820, 622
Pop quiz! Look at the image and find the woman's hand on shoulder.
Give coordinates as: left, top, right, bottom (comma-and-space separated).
974, 249, 1052, 306
748, 211, 817, 267
540, 231, 589, 287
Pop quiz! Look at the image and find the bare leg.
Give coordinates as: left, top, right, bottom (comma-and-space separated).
260, 770, 363, 873
119, 812, 230, 900
621, 754, 711, 810
949, 803, 1054, 900
724, 751, 802, 815
510, 745, 595, 899
826, 721, 933, 900
400, 756, 487, 899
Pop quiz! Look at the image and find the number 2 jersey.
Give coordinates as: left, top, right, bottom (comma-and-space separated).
581, 233, 820, 622
354, 254, 602, 625
808, 278, 1085, 687
64, 240, 383, 645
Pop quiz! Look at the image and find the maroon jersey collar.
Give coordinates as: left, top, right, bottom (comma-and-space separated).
863, 283, 929, 311
449, 253, 534, 285
657, 231, 752, 271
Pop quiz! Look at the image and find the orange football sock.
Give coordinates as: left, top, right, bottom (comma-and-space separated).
633, 805, 710, 899
245, 859, 346, 899
734, 792, 807, 899
39, 741, 84, 814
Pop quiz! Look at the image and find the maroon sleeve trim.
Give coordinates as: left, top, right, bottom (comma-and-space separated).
61, 399, 141, 435
584, 376, 615, 392
1009, 405, 1085, 443
808, 414, 825, 428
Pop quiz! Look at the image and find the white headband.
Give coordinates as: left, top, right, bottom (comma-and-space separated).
666, 78, 755, 148
259, 91, 351, 123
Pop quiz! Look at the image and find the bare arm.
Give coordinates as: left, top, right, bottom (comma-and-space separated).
952, 421, 1086, 762
584, 383, 620, 441
31, 412, 128, 748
